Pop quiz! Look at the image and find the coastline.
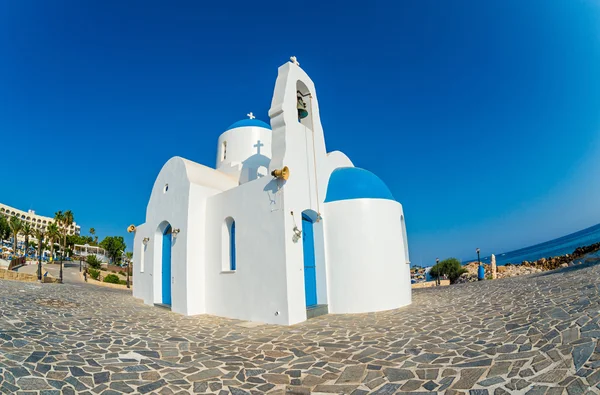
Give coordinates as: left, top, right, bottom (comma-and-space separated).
460, 241, 600, 281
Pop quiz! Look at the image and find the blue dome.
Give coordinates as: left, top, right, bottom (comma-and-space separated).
226, 119, 271, 131
325, 167, 395, 202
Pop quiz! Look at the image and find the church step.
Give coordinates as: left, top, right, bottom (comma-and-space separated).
154, 303, 172, 311
306, 304, 328, 319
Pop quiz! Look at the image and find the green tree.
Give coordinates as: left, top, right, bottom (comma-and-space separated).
46, 222, 60, 260
99, 236, 127, 264
33, 228, 45, 260
66, 234, 93, 249
22, 223, 32, 257
8, 216, 22, 256
0, 215, 11, 242
90, 227, 98, 245
429, 258, 468, 284
54, 210, 74, 259
86, 254, 102, 270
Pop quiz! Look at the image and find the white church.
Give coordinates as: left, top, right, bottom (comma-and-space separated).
131, 58, 412, 325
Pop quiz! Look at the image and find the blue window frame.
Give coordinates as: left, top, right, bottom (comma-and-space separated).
230, 220, 236, 271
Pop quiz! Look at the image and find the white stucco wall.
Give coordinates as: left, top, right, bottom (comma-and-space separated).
216, 126, 272, 184
204, 177, 292, 325
324, 198, 412, 314
132, 156, 237, 316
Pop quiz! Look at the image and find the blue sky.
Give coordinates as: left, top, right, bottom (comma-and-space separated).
1, 1, 599, 264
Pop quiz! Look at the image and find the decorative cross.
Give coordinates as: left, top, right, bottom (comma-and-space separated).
254, 140, 264, 155
290, 56, 299, 66
247, 112, 255, 119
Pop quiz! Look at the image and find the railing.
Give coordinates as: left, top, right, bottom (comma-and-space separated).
8, 256, 26, 270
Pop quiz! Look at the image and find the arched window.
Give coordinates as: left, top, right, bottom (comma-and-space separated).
222, 217, 236, 271
222, 141, 227, 161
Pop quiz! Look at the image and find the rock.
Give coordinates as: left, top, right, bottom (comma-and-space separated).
560, 263, 568, 268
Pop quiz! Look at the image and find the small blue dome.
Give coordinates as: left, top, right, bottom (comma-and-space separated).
226, 119, 271, 131
325, 167, 395, 202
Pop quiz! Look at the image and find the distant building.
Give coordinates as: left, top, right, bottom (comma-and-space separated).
0, 203, 81, 237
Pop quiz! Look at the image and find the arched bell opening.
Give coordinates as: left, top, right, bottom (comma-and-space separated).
296, 80, 313, 129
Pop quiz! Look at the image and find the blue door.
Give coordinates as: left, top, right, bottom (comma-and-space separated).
302, 214, 317, 307
162, 225, 172, 305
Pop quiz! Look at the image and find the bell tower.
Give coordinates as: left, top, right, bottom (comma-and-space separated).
268, 57, 329, 324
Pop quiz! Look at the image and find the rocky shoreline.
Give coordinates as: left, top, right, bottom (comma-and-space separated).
458, 242, 600, 282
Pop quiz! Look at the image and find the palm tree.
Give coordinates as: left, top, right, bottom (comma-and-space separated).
62, 210, 74, 254
8, 216, 22, 257
33, 228, 45, 259
90, 227, 98, 245
33, 228, 45, 279
22, 223, 32, 258
54, 211, 65, 258
46, 222, 60, 261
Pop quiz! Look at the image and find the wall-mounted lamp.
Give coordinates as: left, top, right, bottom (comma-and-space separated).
172, 228, 181, 236
127, 224, 136, 233
142, 237, 150, 244
290, 211, 302, 243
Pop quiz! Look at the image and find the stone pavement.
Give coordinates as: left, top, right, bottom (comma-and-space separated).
1, 262, 600, 394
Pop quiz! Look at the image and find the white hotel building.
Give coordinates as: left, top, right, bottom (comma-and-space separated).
0, 203, 81, 238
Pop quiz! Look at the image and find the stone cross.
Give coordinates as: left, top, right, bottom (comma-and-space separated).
247, 112, 255, 119
254, 140, 264, 155
290, 56, 299, 66
491, 254, 497, 279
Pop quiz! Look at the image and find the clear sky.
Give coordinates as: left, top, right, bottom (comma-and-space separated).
1, 1, 599, 264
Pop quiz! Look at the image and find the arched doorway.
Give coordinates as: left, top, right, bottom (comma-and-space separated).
162, 224, 172, 305
302, 212, 317, 307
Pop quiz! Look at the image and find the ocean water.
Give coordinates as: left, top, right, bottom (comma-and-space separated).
475, 223, 600, 266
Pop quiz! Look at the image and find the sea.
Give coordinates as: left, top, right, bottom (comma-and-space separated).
474, 223, 600, 266
423, 223, 600, 282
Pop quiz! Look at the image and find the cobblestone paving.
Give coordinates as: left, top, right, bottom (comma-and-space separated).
2, 263, 600, 394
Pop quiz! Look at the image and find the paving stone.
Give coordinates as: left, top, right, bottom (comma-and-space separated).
452, 368, 487, 389
336, 365, 366, 384
400, 379, 423, 391
383, 368, 414, 382
371, 383, 400, 394
313, 384, 359, 393
572, 342, 594, 371
525, 386, 548, 395
477, 377, 504, 387
16, 378, 51, 390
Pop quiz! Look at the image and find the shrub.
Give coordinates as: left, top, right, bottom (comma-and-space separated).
88, 268, 100, 280
87, 254, 102, 270
119, 279, 127, 285
118, 271, 125, 276
103, 274, 121, 284
429, 258, 468, 284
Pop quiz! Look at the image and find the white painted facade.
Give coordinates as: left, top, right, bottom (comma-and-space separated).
132, 59, 412, 325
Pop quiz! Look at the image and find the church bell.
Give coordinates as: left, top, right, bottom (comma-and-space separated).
297, 95, 308, 120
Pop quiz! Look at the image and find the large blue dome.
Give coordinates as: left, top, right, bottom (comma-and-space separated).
226, 119, 271, 131
325, 167, 395, 202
